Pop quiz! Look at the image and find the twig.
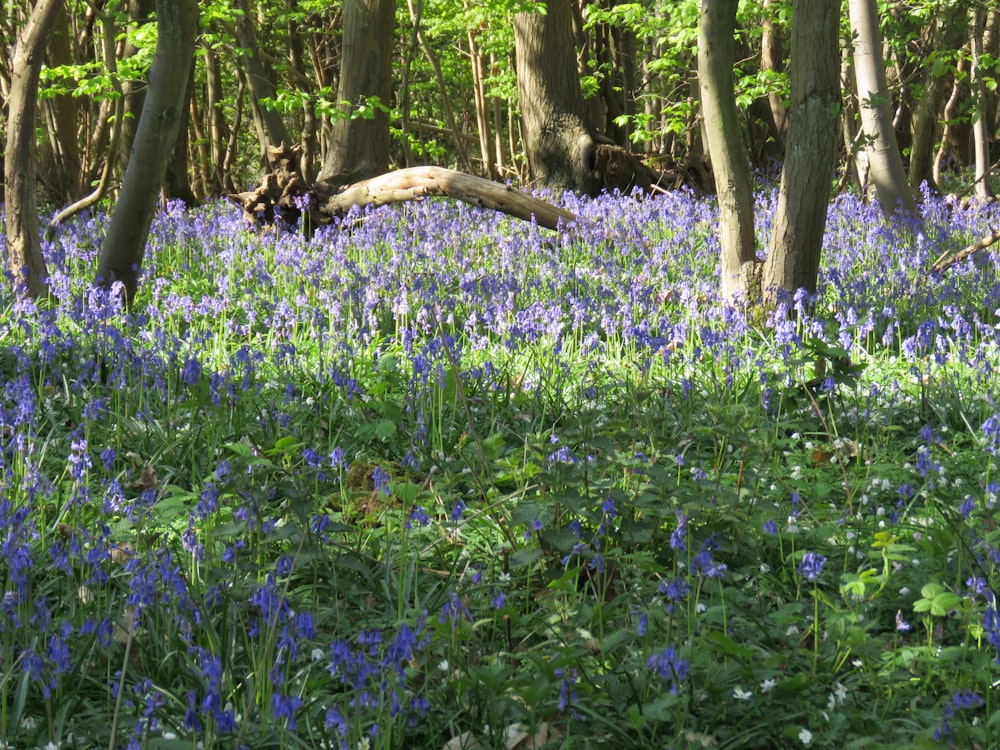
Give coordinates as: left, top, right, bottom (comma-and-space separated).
931, 227, 1000, 273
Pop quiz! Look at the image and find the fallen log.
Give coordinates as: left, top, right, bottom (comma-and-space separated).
931, 227, 1000, 273
228, 144, 577, 232
311, 166, 576, 230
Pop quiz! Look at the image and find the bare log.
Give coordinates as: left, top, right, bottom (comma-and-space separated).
312, 167, 576, 229
229, 145, 577, 231
931, 228, 1000, 273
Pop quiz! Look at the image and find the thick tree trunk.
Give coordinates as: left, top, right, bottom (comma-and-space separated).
43, 4, 81, 202
698, 0, 758, 300
94, 0, 199, 304
849, 0, 917, 218
4, 0, 66, 299
317, 0, 395, 184
763, 0, 840, 302
513, 0, 601, 195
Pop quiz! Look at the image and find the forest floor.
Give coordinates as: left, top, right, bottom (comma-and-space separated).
0, 188, 999, 749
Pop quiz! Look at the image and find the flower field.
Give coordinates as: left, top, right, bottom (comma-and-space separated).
1, 189, 999, 748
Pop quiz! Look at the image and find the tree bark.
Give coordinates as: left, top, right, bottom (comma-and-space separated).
43, 3, 81, 202
909, 8, 963, 195
760, 0, 788, 147
94, 0, 199, 304
848, 0, 917, 218
513, 0, 602, 195
119, 0, 155, 180
698, 0, 757, 300
317, 0, 395, 184
4, 0, 66, 299
970, 6, 993, 201
763, 0, 840, 302
234, 0, 295, 169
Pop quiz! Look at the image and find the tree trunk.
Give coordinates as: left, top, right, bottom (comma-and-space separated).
119, 0, 155, 180
235, 0, 295, 169
970, 6, 993, 201
698, 0, 757, 300
4, 0, 66, 299
316, 0, 395, 184
760, 0, 788, 147
95, 0, 199, 304
204, 43, 234, 193
164, 63, 199, 206
763, 0, 840, 302
908, 8, 963, 195
43, 4, 81, 202
513, 0, 602, 195
848, 0, 917, 218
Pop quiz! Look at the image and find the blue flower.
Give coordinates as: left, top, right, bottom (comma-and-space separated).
798, 552, 827, 581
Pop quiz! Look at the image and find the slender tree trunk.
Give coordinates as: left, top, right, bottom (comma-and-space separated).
698, 0, 757, 300
164, 64, 199, 206
909, 9, 962, 195
763, 0, 840, 302
970, 6, 993, 200
513, 0, 601, 194
468, 24, 499, 178
203, 44, 233, 193
119, 0, 155, 179
4, 0, 66, 299
761, 0, 788, 146
235, 0, 294, 168
934, 56, 965, 189
848, 0, 917, 218
317, 0, 395, 183
95, 0, 199, 303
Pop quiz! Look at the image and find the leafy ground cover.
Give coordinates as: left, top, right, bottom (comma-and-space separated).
1, 189, 999, 749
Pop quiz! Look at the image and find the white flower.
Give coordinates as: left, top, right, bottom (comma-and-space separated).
799, 728, 813, 745
438, 660, 450, 672
696, 602, 707, 614
833, 681, 848, 703
760, 678, 777, 693
733, 687, 753, 700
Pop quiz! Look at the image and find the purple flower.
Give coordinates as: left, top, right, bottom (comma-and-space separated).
645, 646, 688, 692
798, 552, 827, 581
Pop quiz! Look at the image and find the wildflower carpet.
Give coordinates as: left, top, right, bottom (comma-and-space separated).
0, 190, 998, 748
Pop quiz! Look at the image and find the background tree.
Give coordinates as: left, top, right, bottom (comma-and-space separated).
698, 0, 756, 300
316, 0, 395, 183
848, 0, 917, 218
4, 0, 66, 299
762, 0, 840, 301
95, 0, 199, 303
513, 0, 603, 195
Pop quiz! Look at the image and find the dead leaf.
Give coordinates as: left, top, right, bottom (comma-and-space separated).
132, 464, 158, 492
113, 607, 139, 646
440, 731, 483, 750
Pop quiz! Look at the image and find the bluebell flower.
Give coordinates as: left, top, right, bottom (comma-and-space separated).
798, 552, 827, 581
